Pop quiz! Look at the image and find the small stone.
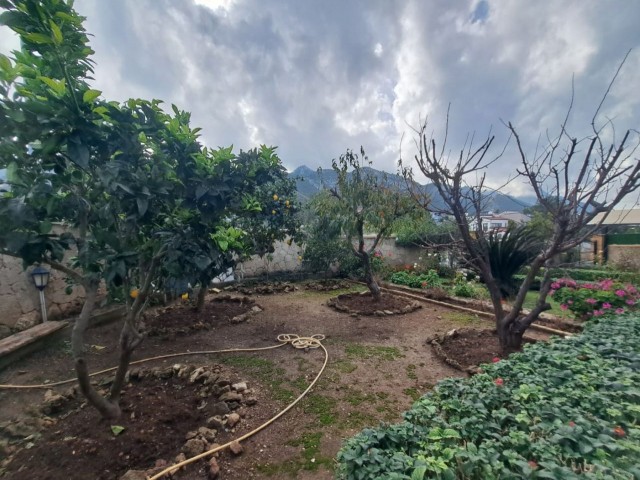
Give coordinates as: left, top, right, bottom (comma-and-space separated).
226, 413, 240, 428
210, 401, 230, 416
226, 401, 241, 410
197, 426, 217, 443
189, 367, 206, 383
383, 310, 394, 315
228, 440, 243, 456
219, 391, 242, 402
182, 438, 206, 457
207, 416, 225, 431
231, 382, 247, 392
216, 380, 231, 387
244, 396, 257, 406
42, 389, 65, 414
250, 305, 263, 313
208, 457, 220, 478
373, 310, 385, 317
185, 430, 198, 440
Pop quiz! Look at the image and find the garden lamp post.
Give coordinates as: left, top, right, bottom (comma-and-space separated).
31, 266, 50, 322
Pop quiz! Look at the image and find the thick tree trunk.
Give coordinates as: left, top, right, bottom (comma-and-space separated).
72, 282, 121, 419
497, 316, 526, 351
196, 283, 207, 312
362, 256, 382, 301
109, 320, 140, 407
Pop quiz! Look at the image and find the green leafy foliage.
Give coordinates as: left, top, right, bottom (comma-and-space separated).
337, 314, 640, 479
390, 270, 442, 289
307, 150, 417, 295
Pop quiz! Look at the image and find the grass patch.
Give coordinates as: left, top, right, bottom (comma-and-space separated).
406, 364, 417, 380
443, 311, 482, 325
301, 394, 338, 425
521, 290, 570, 317
403, 387, 421, 401
220, 355, 294, 403
345, 344, 404, 361
343, 410, 377, 429
333, 359, 358, 373
342, 388, 376, 406
256, 431, 333, 477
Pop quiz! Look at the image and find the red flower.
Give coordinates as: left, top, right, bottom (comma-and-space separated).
568, 421, 576, 427
613, 426, 625, 437
494, 378, 504, 386
528, 461, 538, 469
492, 357, 500, 363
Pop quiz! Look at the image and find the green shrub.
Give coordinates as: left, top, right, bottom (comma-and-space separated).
337, 315, 640, 479
390, 270, 443, 289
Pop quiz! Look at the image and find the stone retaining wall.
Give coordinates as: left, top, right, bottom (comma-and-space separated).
1, 235, 424, 329
0, 255, 85, 331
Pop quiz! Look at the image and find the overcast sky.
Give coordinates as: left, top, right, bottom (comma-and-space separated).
1, 0, 639, 199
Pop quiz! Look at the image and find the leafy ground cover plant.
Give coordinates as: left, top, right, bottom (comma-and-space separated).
390, 270, 443, 289
551, 278, 638, 319
337, 314, 640, 479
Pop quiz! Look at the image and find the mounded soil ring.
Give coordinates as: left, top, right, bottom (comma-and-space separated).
2, 364, 258, 480
226, 281, 299, 295
430, 328, 535, 372
328, 291, 422, 316
146, 295, 258, 337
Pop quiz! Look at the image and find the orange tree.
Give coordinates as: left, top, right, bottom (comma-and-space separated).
0, 0, 297, 418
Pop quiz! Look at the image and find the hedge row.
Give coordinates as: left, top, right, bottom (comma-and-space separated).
336, 315, 640, 479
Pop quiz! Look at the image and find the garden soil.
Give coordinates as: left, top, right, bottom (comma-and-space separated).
0, 282, 549, 479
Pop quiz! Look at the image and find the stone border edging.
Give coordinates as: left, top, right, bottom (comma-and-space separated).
327, 292, 422, 317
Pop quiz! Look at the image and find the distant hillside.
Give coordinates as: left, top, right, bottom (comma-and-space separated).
290, 165, 532, 213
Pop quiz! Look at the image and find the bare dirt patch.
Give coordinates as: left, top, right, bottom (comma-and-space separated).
0, 283, 549, 479
146, 296, 257, 337
430, 328, 535, 372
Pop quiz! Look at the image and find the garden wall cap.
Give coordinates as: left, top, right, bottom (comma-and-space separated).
589, 208, 640, 226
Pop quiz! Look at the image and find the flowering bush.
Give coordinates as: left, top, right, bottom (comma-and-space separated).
551, 278, 638, 318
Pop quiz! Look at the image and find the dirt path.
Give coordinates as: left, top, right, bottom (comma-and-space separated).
0, 284, 520, 479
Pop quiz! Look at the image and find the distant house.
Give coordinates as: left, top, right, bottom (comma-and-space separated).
584, 208, 640, 268
469, 211, 531, 232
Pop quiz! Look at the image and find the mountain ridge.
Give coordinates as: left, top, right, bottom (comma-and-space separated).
290, 165, 533, 213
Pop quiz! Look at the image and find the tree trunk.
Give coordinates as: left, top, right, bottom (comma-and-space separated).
72, 282, 121, 419
196, 282, 207, 312
497, 317, 526, 352
109, 319, 139, 407
362, 256, 382, 301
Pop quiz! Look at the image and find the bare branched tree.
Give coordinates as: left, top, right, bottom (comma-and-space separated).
401, 56, 640, 349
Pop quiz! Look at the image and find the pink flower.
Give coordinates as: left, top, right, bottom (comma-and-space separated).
492, 357, 500, 363
494, 378, 504, 386
615, 289, 626, 297
528, 461, 538, 470
626, 299, 635, 306
551, 282, 560, 290
602, 302, 612, 310
616, 308, 625, 314
593, 310, 604, 316
568, 421, 576, 427
586, 298, 597, 305
549, 289, 556, 296
560, 304, 568, 311
626, 285, 637, 294
568, 299, 573, 304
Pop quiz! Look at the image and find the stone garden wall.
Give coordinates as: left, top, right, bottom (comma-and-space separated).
236, 235, 423, 278
0, 255, 85, 332
0, 235, 423, 330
